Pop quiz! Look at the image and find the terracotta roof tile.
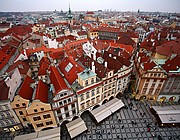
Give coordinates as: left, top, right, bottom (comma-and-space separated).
49, 66, 69, 95
18, 76, 34, 100
35, 80, 48, 103
143, 61, 156, 71
58, 56, 84, 85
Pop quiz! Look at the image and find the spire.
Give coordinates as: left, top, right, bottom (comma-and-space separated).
68, 3, 72, 19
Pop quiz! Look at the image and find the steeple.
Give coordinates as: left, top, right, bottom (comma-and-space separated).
68, 4, 73, 19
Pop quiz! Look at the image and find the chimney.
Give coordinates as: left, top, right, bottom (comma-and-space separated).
104, 61, 107, 67
92, 61, 95, 73
109, 54, 112, 57
93, 52, 96, 60
113, 56, 116, 59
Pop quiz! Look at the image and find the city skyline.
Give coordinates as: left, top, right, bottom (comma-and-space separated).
0, 0, 180, 13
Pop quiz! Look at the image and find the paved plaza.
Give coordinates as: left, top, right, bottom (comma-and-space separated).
0, 95, 180, 140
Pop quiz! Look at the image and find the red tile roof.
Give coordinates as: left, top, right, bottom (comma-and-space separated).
103, 51, 123, 73
86, 11, 95, 15
49, 66, 69, 95
35, 80, 48, 103
28, 39, 40, 44
6, 25, 32, 37
78, 55, 110, 78
18, 76, 34, 100
0, 80, 9, 100
143, 61, 156, 71
26, 45, 64, 60
156, 38, 180, 57
65, 39, 88, 51
162, 55, 180, 72
1, 44, 16, 57
117, 35, 136, 46
77, 31, 87, 36
6, 60, 30, 75
0, 50, 11, 70
58, 56, 84, 85
56, 35, 76, 43
98, 26, 120, 33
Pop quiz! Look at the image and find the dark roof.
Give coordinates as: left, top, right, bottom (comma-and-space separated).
0, 80, 9, 100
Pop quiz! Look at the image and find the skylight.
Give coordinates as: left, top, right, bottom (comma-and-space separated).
65, 62, 73, 73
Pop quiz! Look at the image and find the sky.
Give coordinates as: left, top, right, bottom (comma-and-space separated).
0, 0, 180, 13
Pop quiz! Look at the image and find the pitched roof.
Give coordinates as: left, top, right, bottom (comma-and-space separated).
0, 80, 9, 100
86, 11, 95, 15
162, 55, 180, 72
77, 31, 87, 36
0, 50, 11, 70
117, 35, 136, 46
6, 60, 30, 75
49, 66, 69, 95
18, 76, 34, 100
78, 55, 110, 78
35, 80, 48, 103
38, 57, 50, 76
156, 39, 180, 57
98, 26, 120, 33
6, 25, 32, 37
143, 61, 157, 71
58, 56, 84, 84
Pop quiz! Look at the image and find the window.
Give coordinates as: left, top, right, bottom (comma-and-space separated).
153, 79, 157, 82
71, 104, 75, 109
151, 83, 155, 87
68, 98, 71, 103
22, 103, 26, 106
91, 89, 95, 97
80, 94, 84, 101
91, 78, 94, 84
81, 103, 85, 110
97, 87, 99, 93
41, 108, 44, 111
46, 121, 53, 125
64, 100, 67, 104
72, 109, 76, 114
57, 110, 61, 114
19, 111, 23, 115
59, 102, 62, 106
58, 115, 62, 121
43, 114, 51, 119
144, 83, 148, 87
36, 123, 44, 127
86, 92, 90, 99
86, 100, 90, 107
34, 109, 38, 112
23, 117, 27, 121
66, 112, 69, 118
64, 107, 68, 112
16, 104, 20, 107
33, 116, 41, 121
85, 80, 88, 86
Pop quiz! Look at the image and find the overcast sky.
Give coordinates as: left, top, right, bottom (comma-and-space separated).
0, 0, 179, 13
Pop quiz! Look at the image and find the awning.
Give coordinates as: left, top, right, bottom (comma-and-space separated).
91, 98, 124, 123
152, 105, 180, 124
66, 117, 87, 139
91, 104, 112, 123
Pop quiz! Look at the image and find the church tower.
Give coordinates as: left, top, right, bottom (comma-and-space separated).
67, 4, 73, 26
